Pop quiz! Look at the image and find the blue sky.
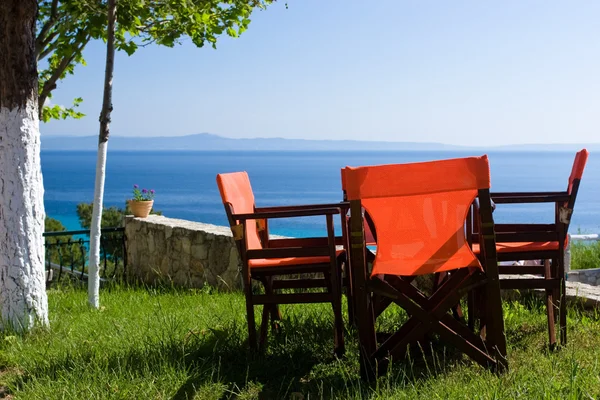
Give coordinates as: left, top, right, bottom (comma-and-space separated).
42, 0, 600, 146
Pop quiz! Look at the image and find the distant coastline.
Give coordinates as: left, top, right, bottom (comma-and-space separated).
40, 133, 599, 152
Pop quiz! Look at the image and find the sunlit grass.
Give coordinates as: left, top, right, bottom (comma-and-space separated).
2, 282, 600, 399
571, 241, 600, 270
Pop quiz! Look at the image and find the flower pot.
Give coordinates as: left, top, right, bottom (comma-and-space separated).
129, 200, 154, 218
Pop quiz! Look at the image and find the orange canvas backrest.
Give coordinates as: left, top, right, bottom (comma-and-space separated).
567, 149, 589, 195
216, 172, 262, 250
342, 156, 491, 277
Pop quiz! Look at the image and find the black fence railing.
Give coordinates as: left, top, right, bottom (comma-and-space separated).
43, 227, 126, 285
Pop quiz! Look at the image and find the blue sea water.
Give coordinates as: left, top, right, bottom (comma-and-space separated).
41, 150, 600, 237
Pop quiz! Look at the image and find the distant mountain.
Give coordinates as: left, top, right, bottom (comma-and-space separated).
40, 133, 600, 152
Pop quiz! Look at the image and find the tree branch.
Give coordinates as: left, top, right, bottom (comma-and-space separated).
35, 0, 59, 59
38, 37, 89, 116
37, 30, 60, 61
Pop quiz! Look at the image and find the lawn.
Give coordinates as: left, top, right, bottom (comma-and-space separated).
1, 283, 600, 399
571, 241, 600, 270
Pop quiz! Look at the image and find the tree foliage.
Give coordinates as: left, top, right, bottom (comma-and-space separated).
36, 0, 272, 122
44, 217, 86, 269
44, 216, 68, 233
77, 203, 125, 229
76, 202, 161, 228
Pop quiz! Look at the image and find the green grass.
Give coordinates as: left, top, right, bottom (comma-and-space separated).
2, 284, 600, 399
571, 241, 600, 270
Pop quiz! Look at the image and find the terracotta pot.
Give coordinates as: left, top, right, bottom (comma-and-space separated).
129, 200, 154, 218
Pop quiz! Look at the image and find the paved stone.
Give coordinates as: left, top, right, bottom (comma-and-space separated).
501, 274, 600, 308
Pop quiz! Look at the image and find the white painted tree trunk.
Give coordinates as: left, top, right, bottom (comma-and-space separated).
88, 0, 117, 308
0, 101, 49, 331
87, 141, 108, 308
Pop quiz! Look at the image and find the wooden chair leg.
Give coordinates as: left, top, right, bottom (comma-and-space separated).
244, 282, 257, 350
353, 267, 377, 379
484, 277, 507, 371
344, 261, 356, 327
258, 304, 270, 351
258, 277, 280, 351
331, 262, 345, 357
557, 256, 567, 346
544, 259, 557, 348
551, 259, 560, 323
559, 278, 567, 346
264, 277, 282, 324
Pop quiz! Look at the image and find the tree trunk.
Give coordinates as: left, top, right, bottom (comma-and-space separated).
0, 0, 49, 330
88, 0, 117, 308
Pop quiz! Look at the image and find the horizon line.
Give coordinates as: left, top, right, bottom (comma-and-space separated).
40, 132, 600, 148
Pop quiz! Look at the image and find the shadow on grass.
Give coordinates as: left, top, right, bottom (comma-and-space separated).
171, 319, 345, 399
13, 321, 526, 400
170, 328, 478, 400
11, 291, 549, 400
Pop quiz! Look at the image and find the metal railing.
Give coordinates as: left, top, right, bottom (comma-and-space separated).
43, 227, 126, 285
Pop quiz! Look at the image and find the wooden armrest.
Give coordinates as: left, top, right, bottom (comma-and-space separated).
491, 191, 570, 204
232, 207, 340, 221
255, 202, 349, 213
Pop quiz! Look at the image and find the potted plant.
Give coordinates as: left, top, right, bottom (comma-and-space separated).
128, 184, 155, 218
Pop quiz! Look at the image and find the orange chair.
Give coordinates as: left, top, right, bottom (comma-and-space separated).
472, 149, 589, 347
343, 156, 507, 378
217, 171, 347, 355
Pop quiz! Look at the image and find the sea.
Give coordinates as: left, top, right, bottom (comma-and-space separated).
42, 150, 600, 237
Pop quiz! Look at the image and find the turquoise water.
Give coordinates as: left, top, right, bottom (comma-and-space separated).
41, 150, 600, 237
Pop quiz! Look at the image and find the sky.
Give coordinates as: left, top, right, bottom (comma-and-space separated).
42, 0, 600, 146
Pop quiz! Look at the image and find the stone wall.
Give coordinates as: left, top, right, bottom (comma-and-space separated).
124, 215, 242, 290
567, 268, 600, 286
124, 218, 600, 290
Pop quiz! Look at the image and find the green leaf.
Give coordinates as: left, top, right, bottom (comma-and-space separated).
226, 27, 238, 38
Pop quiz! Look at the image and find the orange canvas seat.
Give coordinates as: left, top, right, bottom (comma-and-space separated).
249, 249, 345, 268
344, 155, 507, 379
217, 171, 347, 355
473, 241, 560, 254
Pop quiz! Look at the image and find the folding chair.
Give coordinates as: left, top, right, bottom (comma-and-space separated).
472, 149, 589, 347
343, 156, 507, 379
217, 171, 346, 355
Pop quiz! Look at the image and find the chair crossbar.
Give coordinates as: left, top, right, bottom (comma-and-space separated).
369, 269, 498, 369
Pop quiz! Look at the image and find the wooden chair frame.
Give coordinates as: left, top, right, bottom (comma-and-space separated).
349, 189, 507, 380
223, 201, 350, 355
471, 178, 583, 347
